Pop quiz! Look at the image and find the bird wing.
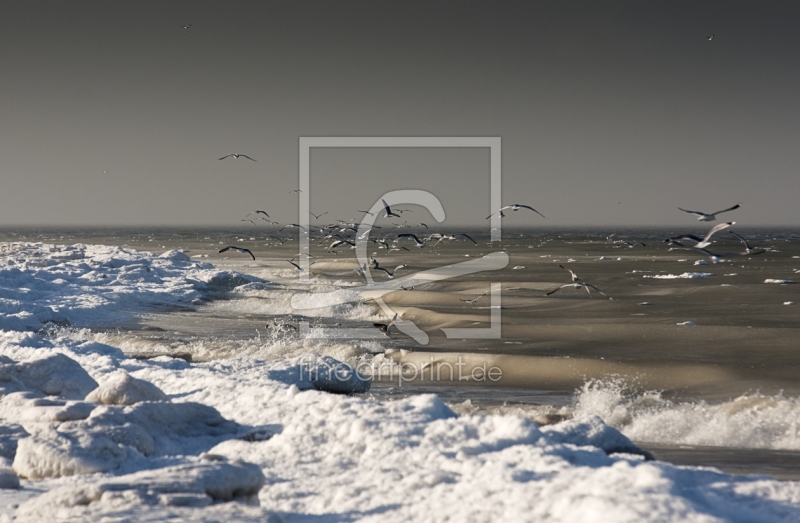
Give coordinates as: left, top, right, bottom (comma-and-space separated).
677, 207, 707, 217
241, 249, 256, 260
584, 283, 609, 298
455, 233, 477, 244
516, 204, 547, 219
218, 154, 234, 160
728, 231, 754, 250
701, 221, 735, 244
240, 155, 257, 162
398, 233, 421, 244
218, 246, 232, 253
710, 203, 740, 216
382, 199, 393, 214
287, 260, 302, 271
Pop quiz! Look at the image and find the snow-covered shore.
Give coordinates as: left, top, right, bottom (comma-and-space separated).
2, 242, 800, 522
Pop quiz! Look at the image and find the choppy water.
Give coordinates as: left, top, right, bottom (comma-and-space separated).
3, 225, 800, 478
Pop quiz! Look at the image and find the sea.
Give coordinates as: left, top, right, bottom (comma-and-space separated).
1, 225, 799, 521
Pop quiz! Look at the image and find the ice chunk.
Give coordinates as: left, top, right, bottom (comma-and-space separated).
307, 356, 371, 394
542, 415, 654, 459
16, 460, 266, 518
85, 372, 169, 405
3, 354, 98, 399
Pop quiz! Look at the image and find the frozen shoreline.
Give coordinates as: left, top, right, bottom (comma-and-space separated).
2, 241, 800, 521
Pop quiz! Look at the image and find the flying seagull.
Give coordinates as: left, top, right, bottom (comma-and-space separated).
546, 265, 610, 298
246, 210, 270, 219
707, 34, 714, 41
486, 204, 546, 220
382, 199, 402, 218
279, 224, 308, 232
728, 231, 760, 254
182, 24, 192, 29
309, 211, 329, 220
219, 154, 256, 161
678, 204, 740, 221
665, 221, 735, 249
218, 246, 255, 260
398, 233, 426, 248
460, 292, 488, 305
372, 260, 407, 278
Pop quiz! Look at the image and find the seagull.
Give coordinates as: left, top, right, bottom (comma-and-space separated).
728, 231, 760, 254
309, 211, 329, 220
270, 236, 288, 244
398, 233, 426, 248
691, 245, 765, 262
279, 224, 308, 232
666, 222, 734, 249
372, 260, 407, 278
546, 265, 610, 298
219, 154, 256, 161
182, 24, 192, 29
419, 223, 429, 229
290, 189, 302, 194
328, 239, 355, 251
246, 210, 270, 219
382, 199, 402, 218
546, 282, 610, 299
678, 204, 740, 221
707, 34, 714, 41
373, 314, 398, 336
460, 292, 488, 305
486, 204, 546, 220
615, 240, 647, 248
218, 246, 255, 260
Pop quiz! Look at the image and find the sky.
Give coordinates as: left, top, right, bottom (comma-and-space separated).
1, 0, 799, 228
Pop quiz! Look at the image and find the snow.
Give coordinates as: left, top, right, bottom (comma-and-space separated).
1, 242, 800, 521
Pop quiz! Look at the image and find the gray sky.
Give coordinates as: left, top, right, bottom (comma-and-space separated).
1, 1, 798, 227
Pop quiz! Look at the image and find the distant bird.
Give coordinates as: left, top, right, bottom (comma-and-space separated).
382, 199, 402, 218
270, 236, 288, 245
328, 239, 355, 251
219, 154, 256, 161
279, 224, 307, 232
678, 204, 740, 221
373, 314, 398, 336
246, 210, 270, 219
419, 223, 429, 229
182, 24, 192, 29
615, 240, 647, 248
486, 204, 546, 220
728, 231, 760, 254
398, 233, 426, 248
707, 34, 714, 41
309, 211, 329, 220
218, 246, 255, 260
546, 265, 610, 298
666, 221, 735, 249
460, 292, 488, 305
290, 189, 302, 194
372, 261, 407, 278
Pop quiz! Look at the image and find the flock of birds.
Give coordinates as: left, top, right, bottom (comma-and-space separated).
215, 194, 762, 307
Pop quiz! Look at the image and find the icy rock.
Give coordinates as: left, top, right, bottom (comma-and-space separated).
308, 356, 371, 394
13, 425, 129, 479
17, 460, 266, 518
0, 468, 20, 489
11, 401, 242, 479
85, 372, 169, 405
5, 354, 98, 400
542, 415, 654, 460
0, 392, 96, 423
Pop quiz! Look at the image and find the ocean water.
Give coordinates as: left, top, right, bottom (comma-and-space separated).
2, 226, 800, 520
